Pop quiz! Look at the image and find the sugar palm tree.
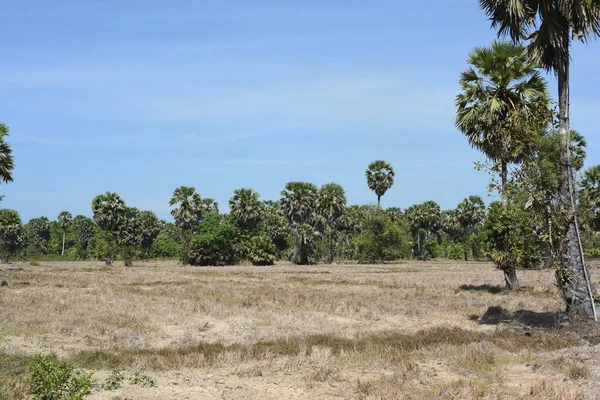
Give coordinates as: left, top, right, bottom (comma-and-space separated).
229, 188, 264, 230
280, 182, 318, 264
317, 183, 347, 263
0, 123, 15, 200
169, 186, 203, 263
57, 211, 72, 256
479, 0, 600, 316
456, 196, 486, 262
92, 192, 126, 264
456, 41, 551, 198
365, 160, 395, 208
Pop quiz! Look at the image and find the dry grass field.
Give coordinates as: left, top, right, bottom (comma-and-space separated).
1, 259, 600, 399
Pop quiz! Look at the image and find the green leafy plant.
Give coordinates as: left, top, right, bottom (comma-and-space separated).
129, 373, 154, 388
246, 235, 276, 266
28, 353, 92, 400
101, 370, 124, 391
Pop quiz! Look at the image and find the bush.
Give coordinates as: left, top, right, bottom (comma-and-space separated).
187, 214, 238, 266
357, 210, 408, 263
446, 243, 464, 260
28, 353, 92, 400
151, 233, 181, 258
246, 235, 276, 266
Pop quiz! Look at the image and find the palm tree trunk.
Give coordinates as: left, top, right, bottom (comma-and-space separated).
556, 39, 596, 318
500, 160, 519, 291
61, 231, 66, 256
463, 234, 468, 261
328, 229, 333, 264
377, 195, 381, 208
292, 227, 300, 264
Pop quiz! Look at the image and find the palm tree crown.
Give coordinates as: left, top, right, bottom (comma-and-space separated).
92, 192, 126, 232
229, 188, 264, 229
365, 160, 395, 207
169, 186, 203, 231
0, 123, 15, 185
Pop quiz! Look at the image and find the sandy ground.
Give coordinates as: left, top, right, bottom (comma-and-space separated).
1, 259, 599, 399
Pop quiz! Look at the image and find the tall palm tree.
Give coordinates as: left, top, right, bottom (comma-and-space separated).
138, 210, 160, 259
0, 123, 15, 199
365, 160, 395, 208
479, 0, 600, 316
280, 182, 318, 264
229, 188, 264, 230
456, 41, 552, 198
317, 183, 347, 263
169, 186, 203, 263
92, 192, 126, 264
456, 196, 486, 262
57, 211, 72, 256
405, 201, 441, 258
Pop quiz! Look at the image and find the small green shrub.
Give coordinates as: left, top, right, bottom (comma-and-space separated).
187, 214, 238, 266
28, 353, 92, 400
246, 235, 277, 266
446, 243, 464, 260
102, 370, 124, 390
129, 373, 154, 388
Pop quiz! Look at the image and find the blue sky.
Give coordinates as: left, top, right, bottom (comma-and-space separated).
1, 0, 599, 222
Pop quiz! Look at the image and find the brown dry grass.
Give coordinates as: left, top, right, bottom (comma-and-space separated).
1, 259, 599, 399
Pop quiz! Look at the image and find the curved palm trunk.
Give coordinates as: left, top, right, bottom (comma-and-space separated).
61, 231, 66, 256
556, 40, 596, 318
500, 160, 520, 291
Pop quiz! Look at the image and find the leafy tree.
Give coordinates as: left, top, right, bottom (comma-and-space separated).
117, 207, 142, 266
92, 192, 126, 264
246, 235, 277, 266
26, 217, 51, 253
0, 209, 26, 262
456, 41, 551, 197
169, 186, 210, 263
365, 160, 395, 208
73, 215, 95, 251
258, 201, 289, 258
138, 210, 160, 259
317, 183, 347, 263
580, 165, 600, 233
405, 201, 441, 259
280, 182, 318, 264
385, 207, 403, 223
57, 211, 73, 256
229, 188, 264, 230
188, 213, 238, 266
478, 0, 600, 318
151, 233, 181, 258
456, 196, 486, 261
0, 123, 15, 201
356, 208, 408, 263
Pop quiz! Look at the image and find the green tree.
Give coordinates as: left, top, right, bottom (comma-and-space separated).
456, 196, 486, 261
258, 201, 289, 258
26, 217, 51, 254
365, 160, 395, 208
92, 192, 126, 264
0, 123, 15, 201
138, 210, 160, 259
580, 165, 600, 233
478, 0, 600, 318
0, 209, 26, 262
405, 201, 441, 259
169, 186, 203, 264
456, 41, 551, 290
188, 213, 238, 266
280, 182, 318, 264
229, 188, 264, 230
73, 215, 95, 251
356, 208, 408, 263
57, 211, 73, 256
117, 207, 142, 266
317, 183, 347, 263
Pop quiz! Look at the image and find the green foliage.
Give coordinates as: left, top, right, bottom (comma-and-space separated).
0, 209, 27, 262
229, 188, 264, 230
446, 243, 464, 260
365, 160, 395, 206
73, 215, 94, 252
246, 235, 276, 266
26, 217, 51, 254
117, 207, 142, 266
129, 373, 155, 388
27, 353, 92, 400
101, 370, 123, 390
151, 233, 181, 258
484, 201, 542, 269
258, 202, 289, 257
0, 123, 15, 186
138, 211, 160, 258
356, 209, 408, 263
187, 214, 238, 266
280, 182, 318, 264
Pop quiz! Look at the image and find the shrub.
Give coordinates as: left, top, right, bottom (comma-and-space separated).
357, 210, 408, 263
151, 233, 181, 258
246, 235, 276, 266
28, 353, 92, 400
447, 243, 464, 260
102, 370, 124, 390
187, 214, 238, 266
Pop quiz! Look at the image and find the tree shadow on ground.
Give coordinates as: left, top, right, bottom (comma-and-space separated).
458, 284, 505, 294
470, 306, 566, 328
